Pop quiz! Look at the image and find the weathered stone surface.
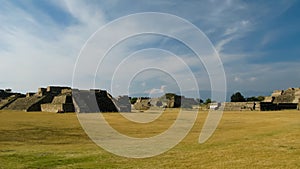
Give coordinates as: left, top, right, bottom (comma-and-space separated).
261, 88, 300, 111
181, 97, 199, 108
222, 102, 260, 111
133, 98, 151, 111
114, 95, 131, 112
167, 95, 181, 108
36, 88, 46, 96
2, 86, 70, 112
3, 95, 53, 111
149, 98, 164, 107
46, 86, 71, 94
0, 95, 22, 109
26, 92, 35, 97
72, 89, 118, 113
263, 96, 273, 103
41, 103, 74, 113
41, 94, 75, 113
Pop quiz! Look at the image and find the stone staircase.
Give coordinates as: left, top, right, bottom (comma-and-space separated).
0, 95, 21, 109
72, 90, 92, 113
3, 95, 53, 111
72, 90, 118, 113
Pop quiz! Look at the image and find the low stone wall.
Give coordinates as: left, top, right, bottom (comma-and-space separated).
223, 102, 260, 111
260, 102, 298, 111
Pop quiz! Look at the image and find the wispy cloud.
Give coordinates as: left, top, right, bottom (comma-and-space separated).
0, 0, 106, 92
0, 0, 299, 98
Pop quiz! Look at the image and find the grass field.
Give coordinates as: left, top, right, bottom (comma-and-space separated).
0, 110, 299, 169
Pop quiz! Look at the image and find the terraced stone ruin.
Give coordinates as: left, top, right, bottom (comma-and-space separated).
1, 87, 300, 112
261, 88, 300, 111
133, 93, 200, 111
0, 86, 131, 113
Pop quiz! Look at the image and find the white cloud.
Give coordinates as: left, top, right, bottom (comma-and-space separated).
234, 76, 241, 82
215, 37, 234, 53
145, 85, 166, 95
0, 1, 106, 92
0, 0, 298, 98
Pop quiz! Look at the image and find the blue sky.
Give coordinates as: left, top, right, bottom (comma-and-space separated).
0, 0, 299, 100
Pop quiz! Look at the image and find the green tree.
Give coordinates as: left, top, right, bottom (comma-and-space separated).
257, 96, 265, 101
246, 96, 265, 102
196, 98, 204, 104
130, 97, 138, 104
205, 98, 212, 104
231, 92, 246, 102
246, 96, 259, 102
165, 93, 177, 99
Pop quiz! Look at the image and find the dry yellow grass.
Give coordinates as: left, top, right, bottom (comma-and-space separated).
0, 110, 299, 168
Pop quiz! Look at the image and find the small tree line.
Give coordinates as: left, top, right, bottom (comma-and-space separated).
231, 92, 264, 102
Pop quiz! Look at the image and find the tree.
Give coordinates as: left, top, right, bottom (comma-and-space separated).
204, 98, 212, 104
130, 97, 138, 104
165, 93, 177, 99
246, 96, 265, 102
246, 96, 259, 102
231, 92, 246, 102
257, 96, 265, 101
196, 98, 204, 104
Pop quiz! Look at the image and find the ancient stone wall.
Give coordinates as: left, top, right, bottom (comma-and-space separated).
271, 90, 283, 97
26, 92, 35, 97
167, 95, 181, 108
46, 86, 71, 95
3, 94, 54, 111
41, 94, 75, 113
181, 97, 199, 108
149, 98, 164, 107
72, 89, 118, 113
114, 95, 131, 112
222, 102, 260, 111
41, 103, 74, 113
261, 88, 300, 110
133, 98, 151, 111
36, 88, 46, 96
0, 95, 22, 109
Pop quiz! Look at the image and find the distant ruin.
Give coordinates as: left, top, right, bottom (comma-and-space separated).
132, 93, 200, 111
2, 86, 71, 112
0, 86, 131, 113
72, 89, 121, 113
260, 88, 300, 111
210, 88, 300, 111
1, 87, 299, 112
221, 102, 260, 111
0, 89, 25, 110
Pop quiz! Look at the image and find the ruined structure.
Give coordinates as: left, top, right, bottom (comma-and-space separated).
113, 95, 131, 112
4, 86, 299, 112
133, 98, 151, 111
222, 102, 260, 111
149, 98, 164, 108
41, 94, 74, 113
132, 93, 200, 111
2, 86, 71, 112
261, 88, 300, 111
0, 86, 129, 113
0, 89, 25, 110
181, 97, 199, 108
164, 94, 199, 108
0, 86, 133, 113
72, 89, 119, 113
166, 94, 181, 108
